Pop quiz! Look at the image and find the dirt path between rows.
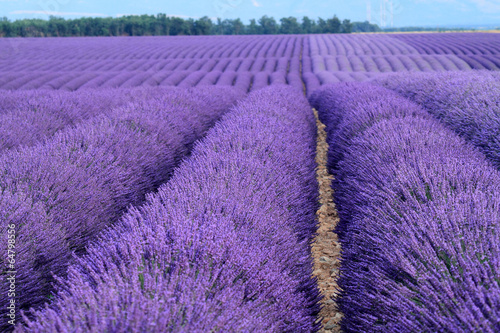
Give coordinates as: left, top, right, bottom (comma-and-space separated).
312, 109, 343, 332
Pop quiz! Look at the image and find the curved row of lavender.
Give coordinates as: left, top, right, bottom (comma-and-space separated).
0, 87, 184, 152
0, 35, 301, 61
375, 71, 500, 169
1, 34, 499, 93
393, 33, 500, 55
310, 82, 500, 332
391, 33, 500, 72
302, 33, 499, 96
0, 35, 305, 92
310, 54, 473, 73
308, 34, 420, 56
0, 86, 242, 330
18, 85, 321, 332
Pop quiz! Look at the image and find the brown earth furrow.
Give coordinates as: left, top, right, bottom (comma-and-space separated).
312, 108, 343, 333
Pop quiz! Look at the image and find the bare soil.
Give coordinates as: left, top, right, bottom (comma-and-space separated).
311, 109, 343, 333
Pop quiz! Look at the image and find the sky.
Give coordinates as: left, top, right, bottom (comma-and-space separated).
1, 0, 499, 28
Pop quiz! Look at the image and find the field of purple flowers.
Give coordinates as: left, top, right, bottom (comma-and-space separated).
1, 32, 499, 332
1, 33, 499, 95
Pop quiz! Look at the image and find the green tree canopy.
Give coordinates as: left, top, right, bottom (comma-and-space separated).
0, 14, 380, 37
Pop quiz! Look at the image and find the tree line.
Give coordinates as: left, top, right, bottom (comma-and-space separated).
0, 14, 381, 37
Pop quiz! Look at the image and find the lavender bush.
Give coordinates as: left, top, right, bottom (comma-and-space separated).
310, 82, 430, 171
0, 86, 242, 330
0, 87, 183, 152
20, 85, 321, 332
312, 82, 500, 332
375, 71, 500, 169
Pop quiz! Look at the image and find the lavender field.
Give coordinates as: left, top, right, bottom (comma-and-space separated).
1, 33, 499, 95
1, 32, 500, 332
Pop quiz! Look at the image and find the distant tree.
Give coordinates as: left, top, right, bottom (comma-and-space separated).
194, 16, 212, 35
170, 17, 188, 35
122, 16, 132, 35
232, 18, 244, 35
49, 16, 68, 36
217, 18, 244, 35
246, 18, 260, 34
156, 13, 170, 35
301, 16, 314, 34
0, 17, 11, 37
221, 19, 236, 35
326, 15, 341, 33
213, 18, 223, 35
316, 18, 327, 33
280, 17, 301, 34
185, 18, 196, 35
258, 15, 278, 34
122, 15, 150, 36
27, 19, 47, 37
341, 19, 352, 33
352, 20, 381, 33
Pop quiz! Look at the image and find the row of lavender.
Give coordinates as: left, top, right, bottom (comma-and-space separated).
1, 57, 495, 92
375, 71, 500, 169
311, 82, 500, 332
1, 57, 300, 73
2, 34, 496, 62
0, 35, 301, 61
305, 33, 500, 91
0, 35, 304, 92
393, 33, 500, 56
310, 33, 500, 56
14, 86, 321, 332
309, 54, 489, 73
1, 33, 499, 93
0, 88, 175, 152
0, 68, 304, 93
0, 86, 242, 330
5, 53, 493, 75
